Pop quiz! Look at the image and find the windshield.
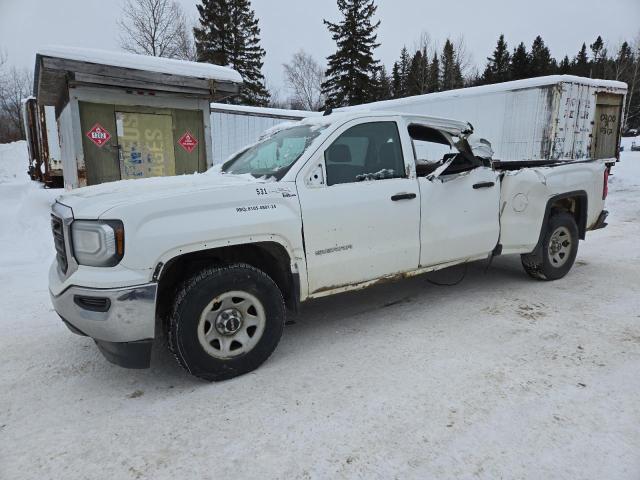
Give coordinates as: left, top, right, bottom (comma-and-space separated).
221, 124, 326, 179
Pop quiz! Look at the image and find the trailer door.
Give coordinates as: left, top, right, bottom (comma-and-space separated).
591, 93, 623, 160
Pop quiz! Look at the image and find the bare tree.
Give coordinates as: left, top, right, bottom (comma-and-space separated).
624, 31, 640, 129
453, 35, 474, 78
283, 50, 325, 111
266, 87, 289, 109
175, 18, 197, 61
118, 0, 193, 59
0, 65, 33, 141
412, 31, 435, 58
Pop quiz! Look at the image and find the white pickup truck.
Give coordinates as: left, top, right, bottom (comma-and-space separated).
49, 112, 609, 380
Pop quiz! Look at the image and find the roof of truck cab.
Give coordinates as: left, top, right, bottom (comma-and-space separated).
298, 111, 473, 136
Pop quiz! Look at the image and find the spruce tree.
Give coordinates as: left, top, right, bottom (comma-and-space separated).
614, 42, 633, 81
407, 48, 429, 96
530, 35, 554, 77
440, 39, 463, 91
377, 65, 393, 100
590, 36, 605, 63
483, 34, 511, 84
510, 42, 530, 80
427, 52, 440, 93
321, 0, 381, 107
558, 55, 571, 74
391, 47, 411, 98
589, 35, 607, 78
572, 43, 590, 77
194, 0, 270, 106
391, 62, 402, 98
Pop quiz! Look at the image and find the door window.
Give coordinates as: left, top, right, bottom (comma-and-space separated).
409, 124, 477, 176
324, 122, 405, 186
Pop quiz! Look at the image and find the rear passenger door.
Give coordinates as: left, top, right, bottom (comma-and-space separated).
296, 119, 421, 295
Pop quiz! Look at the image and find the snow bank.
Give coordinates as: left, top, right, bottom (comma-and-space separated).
0, 142, 59, 268
621, 135, 640, 151
0, 141, 29, 184
38, 46, 243, 84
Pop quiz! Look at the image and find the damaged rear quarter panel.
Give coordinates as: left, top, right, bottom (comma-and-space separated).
499, 161, 606, 254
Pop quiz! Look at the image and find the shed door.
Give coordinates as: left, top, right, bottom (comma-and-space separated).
79, 102, 120, 185
591, 93, 623, 160
116, 112, 176, 179
173, 109, 206, 175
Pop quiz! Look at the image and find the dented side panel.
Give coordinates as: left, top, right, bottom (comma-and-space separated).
499, 161, 607, 254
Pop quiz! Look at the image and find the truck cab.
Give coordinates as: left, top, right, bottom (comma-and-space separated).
49, 112, 609, 380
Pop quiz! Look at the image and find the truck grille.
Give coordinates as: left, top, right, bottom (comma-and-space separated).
51, 214, 68, 274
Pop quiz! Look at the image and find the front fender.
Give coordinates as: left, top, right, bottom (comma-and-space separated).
102, 182, 307, 293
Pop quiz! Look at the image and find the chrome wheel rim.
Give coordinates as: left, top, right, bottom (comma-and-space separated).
547, 226, 572, 268
197, 291, 266, 359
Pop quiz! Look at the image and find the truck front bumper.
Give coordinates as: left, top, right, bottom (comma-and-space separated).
50, 283, 158, 369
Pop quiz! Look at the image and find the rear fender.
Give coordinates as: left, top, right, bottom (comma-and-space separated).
531, 190, 588, 255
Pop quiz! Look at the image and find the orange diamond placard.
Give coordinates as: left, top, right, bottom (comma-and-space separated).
178, 131, 198, 153
86, 123, 111, 147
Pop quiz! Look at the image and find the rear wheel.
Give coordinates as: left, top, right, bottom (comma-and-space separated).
521, 212, 579, 281
168, 264, 285, 381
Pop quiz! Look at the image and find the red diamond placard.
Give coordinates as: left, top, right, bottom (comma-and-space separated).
86, 123, 111, 148
178, 131, 198, 153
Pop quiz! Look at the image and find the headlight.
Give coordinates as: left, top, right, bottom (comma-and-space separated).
71, 220, 125, 267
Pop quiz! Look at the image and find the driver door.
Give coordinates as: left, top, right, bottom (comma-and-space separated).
296, 119, 421, 295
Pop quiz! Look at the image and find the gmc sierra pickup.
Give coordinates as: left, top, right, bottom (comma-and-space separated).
49, 112, 609, 380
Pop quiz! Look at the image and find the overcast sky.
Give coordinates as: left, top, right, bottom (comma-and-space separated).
1, 0, 639, 97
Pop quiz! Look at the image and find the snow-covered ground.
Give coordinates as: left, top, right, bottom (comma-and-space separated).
1, 140, 639, 479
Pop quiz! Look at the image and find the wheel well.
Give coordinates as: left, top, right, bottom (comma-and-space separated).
549, 193, 587, 240
531, 191, 588, 256
156, 242, 298, 330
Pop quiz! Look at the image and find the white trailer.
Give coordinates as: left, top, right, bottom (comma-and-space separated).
342, 75, 627, 165
210, 104, 319, 164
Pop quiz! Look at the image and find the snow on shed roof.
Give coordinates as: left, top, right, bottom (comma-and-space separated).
37, 46, 243, 84
210, 102, 321, 119
339, 75, 628, 113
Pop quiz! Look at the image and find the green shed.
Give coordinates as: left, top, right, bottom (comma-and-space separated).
33, 46, 242, 189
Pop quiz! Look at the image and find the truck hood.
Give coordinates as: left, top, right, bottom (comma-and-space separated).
56, 171, 264, 219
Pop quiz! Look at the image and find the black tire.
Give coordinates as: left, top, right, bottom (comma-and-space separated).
521, 212, 579, 281
168, 264, 285, 381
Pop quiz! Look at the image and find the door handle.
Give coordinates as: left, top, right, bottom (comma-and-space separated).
391, 193, 417, 201
473, 182, 495, 189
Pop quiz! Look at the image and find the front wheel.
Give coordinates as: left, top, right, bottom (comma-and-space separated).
168, 264, 285, 381
521, 212, 579, 281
